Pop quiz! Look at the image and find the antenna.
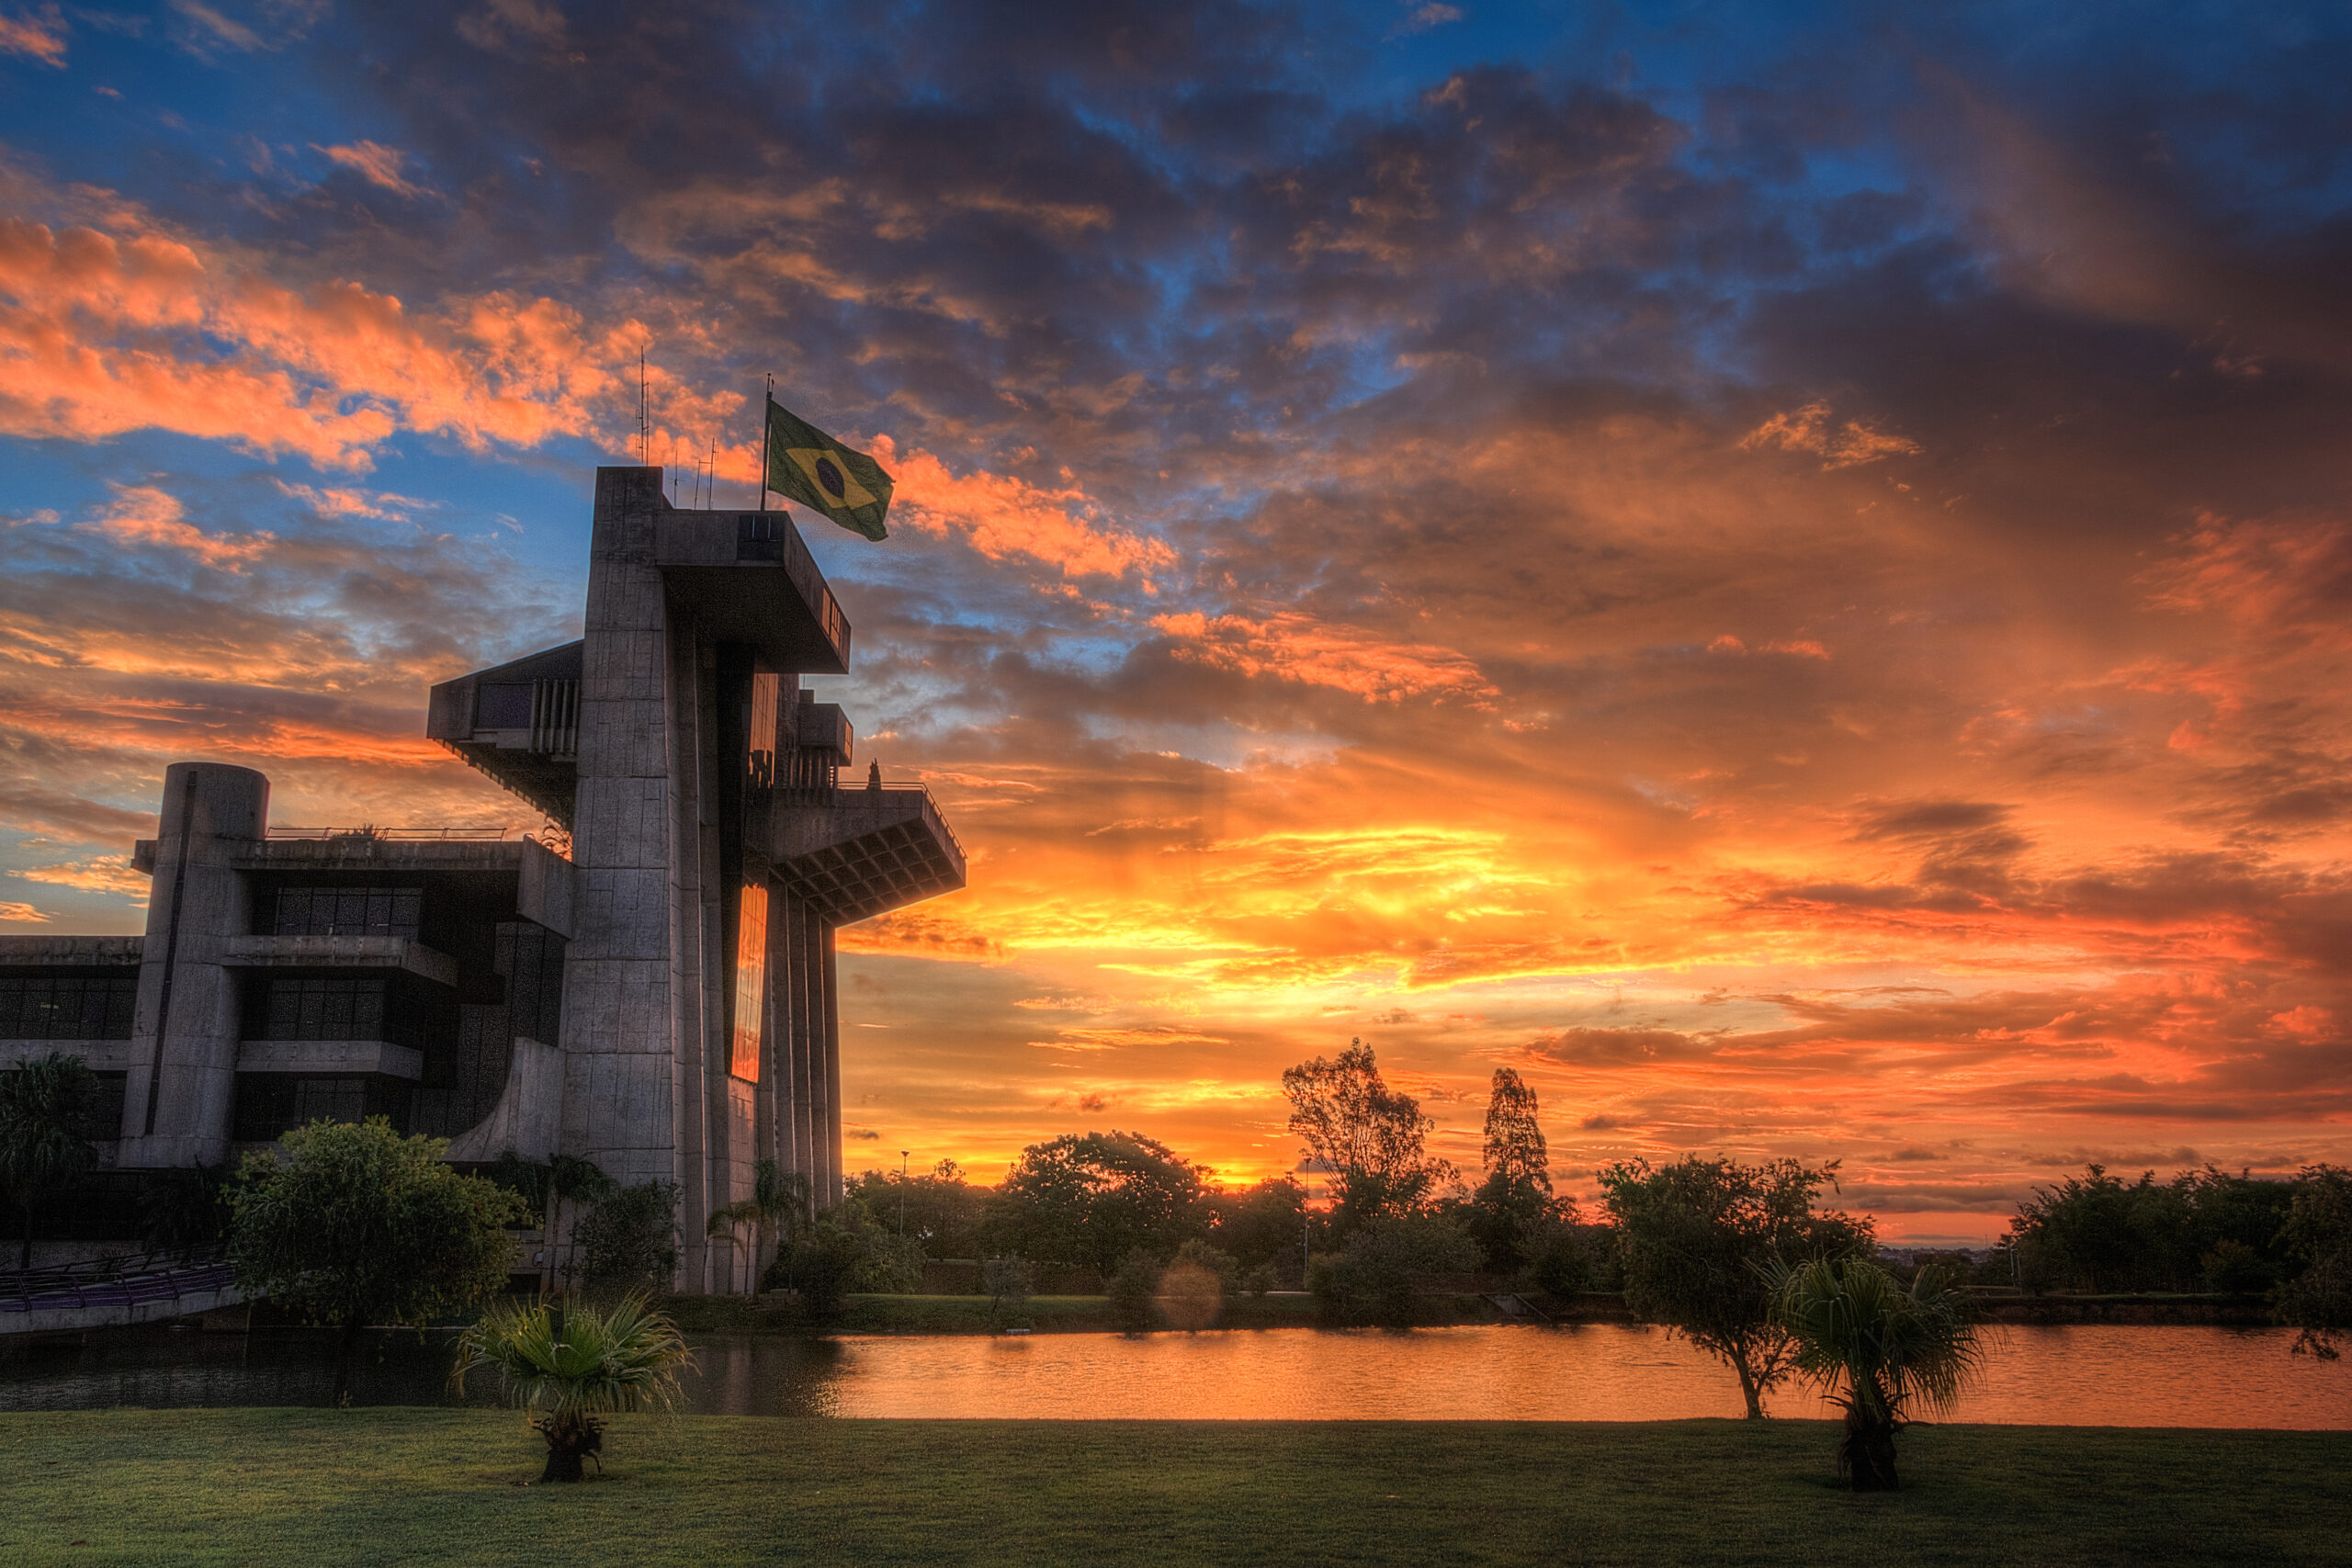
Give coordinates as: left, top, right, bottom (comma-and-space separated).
758, 372, 773, 513
638, 348, 649, 466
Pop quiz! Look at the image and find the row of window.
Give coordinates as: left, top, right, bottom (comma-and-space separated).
232, 1073, 410, 1143
265, 885, 424, 940
241, 973, 456, 1050
0, 975, 139, 1040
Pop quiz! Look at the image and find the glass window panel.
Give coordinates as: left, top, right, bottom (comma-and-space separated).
730, 881, 767, 1081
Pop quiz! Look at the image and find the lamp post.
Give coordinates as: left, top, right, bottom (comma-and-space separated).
899, 1149, 910, 1235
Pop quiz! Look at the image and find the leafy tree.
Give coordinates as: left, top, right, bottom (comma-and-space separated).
0, 1051, 102, 1267
2274, 1165, 2352, 1359
978, 1130, 1212, 1276
983, 1254, 1035, 1325
1482, 1067, 1549, 1187
138, 1161, 234, 1255
1771, 1258, 1982, 1489
1309, 1213, 1480, 1326
571, 1179, 681, 1299
1282, 1040, 1453, 1228
2002, 1163, 2298, 1294
1210, 1177, 1308, 1281
1462, 1067, 1572, 1273
846, 1159, 986, 1258
765, 1196, 924, 1323
1599, 1155, 1871, 1418
1530, 1223, 1622, 1295
450, 1294, 694, 1482
1108, 1246, 1159, 1332
229, 1117, 525, 1402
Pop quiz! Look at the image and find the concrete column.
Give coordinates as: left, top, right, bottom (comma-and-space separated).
118, 762, 266, 1168
821, 922, 842, 1206
789, 896, 818, 1206
671, 615, 716, 1294
560, 468, 678, 1196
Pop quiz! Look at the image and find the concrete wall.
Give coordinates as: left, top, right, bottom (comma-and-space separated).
118, 762, 267, 1168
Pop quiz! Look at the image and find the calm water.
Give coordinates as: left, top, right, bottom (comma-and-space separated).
6, 1324, 2348, 1427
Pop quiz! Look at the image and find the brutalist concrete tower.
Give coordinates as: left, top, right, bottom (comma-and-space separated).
427, 468, 964, 1292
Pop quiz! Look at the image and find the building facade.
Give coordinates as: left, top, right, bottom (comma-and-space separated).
0, 467, 964, 1292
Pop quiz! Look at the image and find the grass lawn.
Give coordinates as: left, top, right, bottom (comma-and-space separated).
2, 1411, 2344, 1567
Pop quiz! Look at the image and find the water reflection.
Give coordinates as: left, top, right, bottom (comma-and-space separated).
4, 1323, 2347, 1428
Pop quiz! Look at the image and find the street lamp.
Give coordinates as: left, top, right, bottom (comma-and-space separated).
899, 1149, 910, 1235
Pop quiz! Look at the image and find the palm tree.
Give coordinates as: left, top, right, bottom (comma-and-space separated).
1770, 1256, 1984, 1490
449, 1294, 695, 1482
0, 1052, 101, 1268
707, 1160, 809, 1294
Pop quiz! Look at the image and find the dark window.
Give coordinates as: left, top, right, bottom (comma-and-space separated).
270, 885, 423, 940
232, 1074, 410, 1141
738, 512, 786, 559
85, 1071, 127, 1141
243, 973, 452, 1050
495, 921, 566, 1045
475, 683, 536, 728
0, 973, 139, 1040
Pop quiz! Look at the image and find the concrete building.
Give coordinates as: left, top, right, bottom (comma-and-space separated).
0, 467, 965, 1292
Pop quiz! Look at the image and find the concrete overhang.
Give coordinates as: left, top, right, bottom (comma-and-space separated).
0, 935, 144, 967
424, 642, 585, 829
218, 934, 460, 987
653, 509, 852, 673
1, 1039, 136, 1071
771, 785, 967, 925
234, 1039, 425, 1079
143, 834, 534, 873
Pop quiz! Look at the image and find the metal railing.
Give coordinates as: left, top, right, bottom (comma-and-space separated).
775, 782, 965, 862
0, 1248, 239, 1317
266, 826, 537, 841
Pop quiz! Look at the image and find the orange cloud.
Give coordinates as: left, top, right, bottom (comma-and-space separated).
78, 483, 274, 570
314, 141, 435, 201
0, 174, 638, 469
0, 5, 64, 65
881, 439, 1174, 581
1741, 402, 1921, 468
1152, 610, 1498, 705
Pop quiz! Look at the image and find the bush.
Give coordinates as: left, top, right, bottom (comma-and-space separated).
1310, 1213, 1479, 1325
763, 1201, 925, 1324
1530, 1224, 1621, 1296
983, 1254, 1035, 1325
1108, 1247, 1159, 1332
572, 1180, 681, 1299
227, 1117, 524, 1401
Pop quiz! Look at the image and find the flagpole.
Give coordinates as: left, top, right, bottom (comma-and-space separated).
757, 372, 773, 513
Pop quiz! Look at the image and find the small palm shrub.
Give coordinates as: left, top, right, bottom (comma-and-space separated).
1770, 1257, 1984, 1490
450, 1294, 695, 1482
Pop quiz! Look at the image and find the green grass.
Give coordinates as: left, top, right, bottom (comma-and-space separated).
1, 1410, 2344, 1567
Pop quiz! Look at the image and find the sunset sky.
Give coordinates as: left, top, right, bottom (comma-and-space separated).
4, 3, 2349, 1243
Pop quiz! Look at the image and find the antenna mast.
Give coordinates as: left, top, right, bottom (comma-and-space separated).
757, 372, 773, 513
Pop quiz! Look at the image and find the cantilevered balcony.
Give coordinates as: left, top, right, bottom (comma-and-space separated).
771, 784, 967, 924
653, 508, 852, 672
424, 642, 586, 827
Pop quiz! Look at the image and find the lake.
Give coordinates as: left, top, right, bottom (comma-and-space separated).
6, 1323, 2348, 1427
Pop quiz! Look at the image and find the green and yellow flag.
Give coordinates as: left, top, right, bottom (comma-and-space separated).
763, 396, 893, 540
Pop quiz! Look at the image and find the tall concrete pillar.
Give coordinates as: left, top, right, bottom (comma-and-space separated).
119, 762, 266, 1168
560, 469, 682, 1201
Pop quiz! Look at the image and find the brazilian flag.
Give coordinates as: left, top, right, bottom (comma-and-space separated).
763, 396, 893, 540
